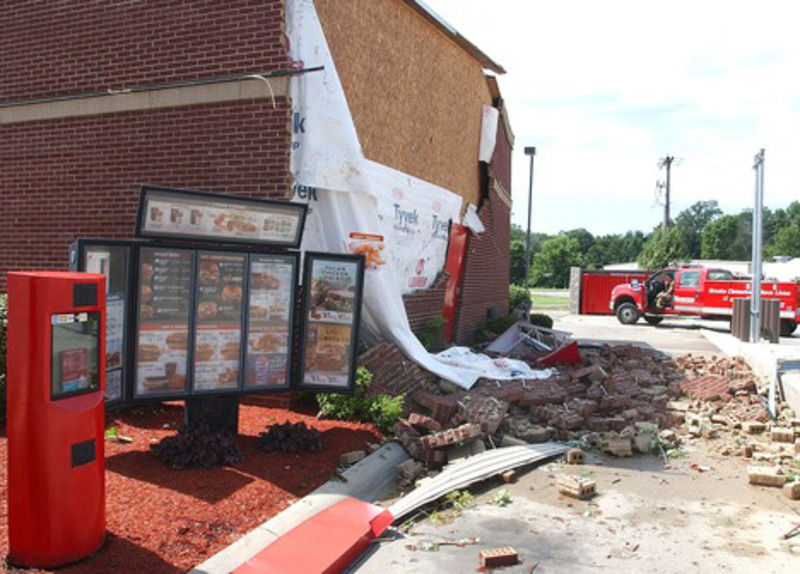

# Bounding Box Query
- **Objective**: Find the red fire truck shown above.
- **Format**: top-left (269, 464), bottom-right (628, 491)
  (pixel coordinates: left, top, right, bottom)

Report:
top-left (610, 266), bottom-right (800, 336)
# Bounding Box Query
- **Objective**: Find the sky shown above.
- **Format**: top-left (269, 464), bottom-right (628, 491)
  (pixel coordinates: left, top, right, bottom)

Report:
top-left (422, 0), bottom-right (800, 236)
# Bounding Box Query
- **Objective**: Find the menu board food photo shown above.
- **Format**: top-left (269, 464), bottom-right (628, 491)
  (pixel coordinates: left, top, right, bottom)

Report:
top-left (138, 186), bottom-right (306, 247)
top-left (299, 254), bottom-right (364, 391)
top-left (192, 252), bottom-right (246, 392)
top-left (244, 254), bottom-right (296, 389)
top-left (135, 248), bottom-right (193, 397)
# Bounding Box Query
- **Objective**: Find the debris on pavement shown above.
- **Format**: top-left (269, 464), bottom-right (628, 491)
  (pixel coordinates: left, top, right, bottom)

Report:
top-left (557, 474), bottom-right (597, 499)
top-left (478, 546), bottom-right (519, 569)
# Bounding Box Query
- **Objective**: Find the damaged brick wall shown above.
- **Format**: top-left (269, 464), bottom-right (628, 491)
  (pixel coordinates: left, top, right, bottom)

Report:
top-left (402, 274), bottom-right (448, 332)
top-left (453, 187), bottom-right (512, 344)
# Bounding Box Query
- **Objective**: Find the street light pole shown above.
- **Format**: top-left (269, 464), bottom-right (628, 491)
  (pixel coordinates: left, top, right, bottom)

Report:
top-left (750, 148), bottom-right (765, 343)
top-left (524, 147), bottom-right (536, 302)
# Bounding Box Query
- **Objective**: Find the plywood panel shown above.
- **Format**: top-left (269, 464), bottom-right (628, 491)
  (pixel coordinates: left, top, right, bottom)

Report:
top-left (315, 0), bottom-right (492, 206)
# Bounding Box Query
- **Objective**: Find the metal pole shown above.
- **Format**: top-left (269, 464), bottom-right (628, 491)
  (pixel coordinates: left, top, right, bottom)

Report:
top-left (664, 156), bottom-right (672, 230)
top-left (750, 148), bottom-right (765, 343)
top-left (523, 147), bottom-right (536, 295)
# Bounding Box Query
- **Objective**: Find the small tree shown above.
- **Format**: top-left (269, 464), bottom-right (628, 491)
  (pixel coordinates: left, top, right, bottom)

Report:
top-left (638, 227), bottom-right (691, 269)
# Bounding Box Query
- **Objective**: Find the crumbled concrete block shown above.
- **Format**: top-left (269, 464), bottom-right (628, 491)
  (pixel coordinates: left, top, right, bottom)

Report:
top-left (784, 481), bottom-right (800, 500)
top-left (566, 448), bottom-right (585, 464)
top-left (602, 437), bottom-right (633, 457)
top-left (747, 466), bottom-right (787, 487)
top-left (742, 421), bottom-right (766, 434)
top-left (795, 439), bottom-right (800, 455)
top-left (558, 474), bottom-right (597, 499)
top-left (771, 427), bottom-right (795, 443)
top-left (396, 459), bottom-right (425, 490)
top-left (479, 547), bottom-right (519, 569)
top-left (634, 433), bottom-right (652, 454)
top-left (339, 450), bottom-right (366, 467)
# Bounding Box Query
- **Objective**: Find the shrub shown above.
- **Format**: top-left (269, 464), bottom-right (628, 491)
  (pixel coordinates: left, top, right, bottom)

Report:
top-left (509, 284), bottom-right (531, 311)
top-left (416, 316), bottom-right (446, 352)
top-left (317, 367), bottom-right (404, 434)
top-left (529, 313), bottom-right (554, 329)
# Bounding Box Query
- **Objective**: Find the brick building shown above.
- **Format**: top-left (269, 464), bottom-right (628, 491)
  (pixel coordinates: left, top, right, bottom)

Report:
top-left (1, 0), bottom-right (512, 344)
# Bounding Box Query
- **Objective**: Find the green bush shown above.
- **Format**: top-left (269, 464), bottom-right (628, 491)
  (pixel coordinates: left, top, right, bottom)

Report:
top-left (484, 314), bottom-right (517, 335)
top-left (529, 313), bottom-right (553, 329)
top-left (317, 366), bottom-right (404, 434)
top-left (509, 284), bottom-right (531, 311)
top-left (416, 316), bottom-right (446, 352)
top-left (0, 294), bottom-right (6, 421)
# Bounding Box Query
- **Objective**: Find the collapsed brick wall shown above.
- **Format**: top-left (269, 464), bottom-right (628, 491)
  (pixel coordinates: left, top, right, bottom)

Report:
top-left (0, 100), bottom-right (290, 292)
top-left (1, 0), bottom-right (288, 101)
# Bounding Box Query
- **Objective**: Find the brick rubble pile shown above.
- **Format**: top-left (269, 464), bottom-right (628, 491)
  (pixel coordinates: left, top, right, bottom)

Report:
top-left (361, 343), bottom-right (798, 485)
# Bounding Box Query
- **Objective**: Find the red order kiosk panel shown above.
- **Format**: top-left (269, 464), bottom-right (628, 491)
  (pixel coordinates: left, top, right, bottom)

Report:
top-left (7, 272), bottom-right (106, 569)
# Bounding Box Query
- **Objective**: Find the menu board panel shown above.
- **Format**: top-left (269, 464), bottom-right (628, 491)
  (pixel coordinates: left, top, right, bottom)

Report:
top-left (84, 244), bottom-right (129, 403)
top-left (138, 186), bottom-right (306, 247)
top-left (135, 248), bottom-right (193, 397)
top-left (244, 254), bottom-right (297, 389)
top-left (192, 252), bottom-right (246, 392)
top-left (298, 254), bottom-right (364, 391)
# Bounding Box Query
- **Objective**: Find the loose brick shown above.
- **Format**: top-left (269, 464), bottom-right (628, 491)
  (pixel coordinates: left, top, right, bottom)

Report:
top-left (784, 481), bottom-right (800, 500)
top-left (770, 427), bottom-right (795, 443)
top-left (566, 448), bottom-right (585, 464)
top-left (408, 412), bottom-right (442, 433)
top-left (479, 547), bottom-right (519, 569)
top-left (742, 421), bottom-right (766, 435)
top-left (747, 466), bottom-right (787, 487)
top-left (602, 437), bottom-right (633, 457)
top-left (557, 474), bottom-right (597, 499)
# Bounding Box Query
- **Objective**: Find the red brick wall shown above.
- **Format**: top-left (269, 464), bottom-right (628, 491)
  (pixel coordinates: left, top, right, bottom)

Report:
top-left (453, 192), bottom-right (511, 344)
top-left (490, 111), bottom-right (513, 194)
top-left (1, 1), bottom-right (288, 101)
top-left (0, 100), bottom-right (290, 292)
top-left (403, 279), bottom-right (448, 332)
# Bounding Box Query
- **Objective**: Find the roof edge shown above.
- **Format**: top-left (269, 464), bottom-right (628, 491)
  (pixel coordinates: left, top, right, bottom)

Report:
top-left (402, 0), bottom-right (506, 74)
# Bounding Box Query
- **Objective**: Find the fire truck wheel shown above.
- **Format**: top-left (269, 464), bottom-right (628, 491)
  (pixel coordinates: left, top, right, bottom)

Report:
top-left (615, 302), bottom-right (641, 325)
top-left (643, 315), bottom-right (664, 326)
top-left (780, 320), bottom-right (797, 337)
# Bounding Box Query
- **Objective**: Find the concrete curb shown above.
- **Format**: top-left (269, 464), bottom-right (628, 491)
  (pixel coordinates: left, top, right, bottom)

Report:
top-left (189, 441), bottom-right (408, 574)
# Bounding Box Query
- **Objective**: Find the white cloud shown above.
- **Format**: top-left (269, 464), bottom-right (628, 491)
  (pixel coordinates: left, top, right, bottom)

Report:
top-left (423, 0), bottom-right (800, 234)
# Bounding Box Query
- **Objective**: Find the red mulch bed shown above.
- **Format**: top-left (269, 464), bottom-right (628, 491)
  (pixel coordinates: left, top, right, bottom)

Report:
top-left (0, 403), bottom-right (381, 573)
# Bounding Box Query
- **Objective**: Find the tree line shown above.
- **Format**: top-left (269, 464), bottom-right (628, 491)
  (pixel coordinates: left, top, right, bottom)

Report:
top-left (512, 200), bottom-right (800, 288)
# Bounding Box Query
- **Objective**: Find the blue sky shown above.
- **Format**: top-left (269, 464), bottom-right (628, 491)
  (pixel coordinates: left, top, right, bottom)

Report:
top-left (423, 0), bottom-right (800, 235)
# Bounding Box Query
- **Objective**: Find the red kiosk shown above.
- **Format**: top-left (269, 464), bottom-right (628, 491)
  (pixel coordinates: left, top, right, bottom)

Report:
top-left (6, 272), bottom-right (107, 568)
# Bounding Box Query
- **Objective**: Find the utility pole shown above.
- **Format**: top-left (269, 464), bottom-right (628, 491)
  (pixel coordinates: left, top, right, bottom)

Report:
top-left (658, 155), bottom-right (674, 232)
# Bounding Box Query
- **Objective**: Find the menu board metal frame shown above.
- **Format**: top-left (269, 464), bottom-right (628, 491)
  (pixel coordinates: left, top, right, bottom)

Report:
top-left (136, 186), bottom-right (308, 248)
top-left (296, 252), bottom-right (365, 394)
top-left (70, 238), bottom-right (142, 406)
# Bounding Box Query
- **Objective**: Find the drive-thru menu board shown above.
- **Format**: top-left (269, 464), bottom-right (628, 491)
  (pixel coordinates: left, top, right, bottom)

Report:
top-left (136, 248), bottom-right (192, 397)
top-left (245, 254), bottom-right (297, 389)
top-left (138, 186), bottom-right (306, 247)
top-left (83, 244), bottom-right (129, 403)
top-left (193, 252), bottom-right (245, 392)
top-left (298, 253), bottom-right (364, 391)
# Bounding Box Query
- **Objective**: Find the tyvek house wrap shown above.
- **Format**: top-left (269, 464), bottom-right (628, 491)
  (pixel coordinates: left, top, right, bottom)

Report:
top-left (287, 0), bottom-right (548, 388)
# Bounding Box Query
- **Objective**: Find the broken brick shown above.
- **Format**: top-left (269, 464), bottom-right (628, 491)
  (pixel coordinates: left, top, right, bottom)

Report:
top-left (557, 474), bottom-right (597, 499)
top-left (566, 448), bottom-right (585, 464)
top-left (747, 466), bottom-right (787, 487)
top-left (408, 412), bottom-right (442, 433)
top-left (479, 547), bottom-right (519, 569)
top-left (418, 423), bottom-right (481, 450)
top-left (770, 427), bottom-right (794, 443)
top-left (784, 481), bottom-right (800, 500)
